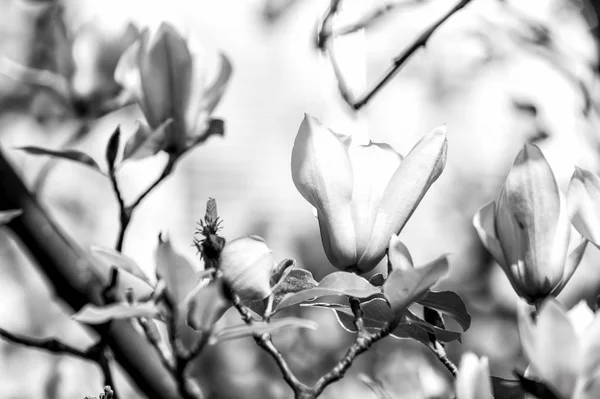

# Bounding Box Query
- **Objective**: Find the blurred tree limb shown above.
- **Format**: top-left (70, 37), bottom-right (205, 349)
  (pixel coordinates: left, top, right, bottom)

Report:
top-left (0, 147), bottom-right (182, 399)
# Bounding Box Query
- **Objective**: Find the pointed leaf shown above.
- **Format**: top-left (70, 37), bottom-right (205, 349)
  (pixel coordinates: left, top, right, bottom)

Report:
top-left (276, 271), bottom-right (380, 312)
top-left (90, 245), bottom-right (150, 283)
top-left (209, 317), bottom-right (317, 345)
top-left (156, 234), bottom-right (199, 305)
top-left (105, 126), bottom-right (121, 171)
top-left (247, 268), bottom-right (318, 316)
top-left (186, 279), bottom-right (230, 332)
top-left (18, 147), bottom-right (101, 172)
top-left (0, 209), bottom-right (22, 224)
top-left (418, 290), bottom-right (471, 331)
top-left (383, 256), bottom-right (449, 317)
top-left (73, 302), bottom-right (159, 324)
top-left (270, 259), bottom-right (295, 288)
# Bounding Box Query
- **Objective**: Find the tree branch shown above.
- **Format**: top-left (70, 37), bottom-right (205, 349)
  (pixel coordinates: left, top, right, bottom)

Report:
top-left (0, 147), bottom-right (182, 399)
top-left (335, 0), bottom-right (474, 110)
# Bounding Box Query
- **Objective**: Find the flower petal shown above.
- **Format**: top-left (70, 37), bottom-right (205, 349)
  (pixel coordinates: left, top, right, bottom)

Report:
top-left (527, 300), bottom-right (579, 398)
top-left (387, 234), bottom-right (413, 272)
top-left (140, 23), bottom-right (193, 128)
top-left (552, 228), bottom-right (588, 297)
top-left (455, 353), bottom-right (494, 399)
top-left (291, 114), bottom-right (357, 269)
top-left (348, 140), bottom-right (402, 255)
top-left (473, 201), bottom-right (507, 268)
top-left (579, 312), bottom-right (600, 380)
top-left (495, 144), bottom-right (564, 300)
top-left (357, 125), bottom-right (447, 271)
top-left (568, 167), bottom-right (600, 246)
top-left (114, 34), bottom-right (144, 100)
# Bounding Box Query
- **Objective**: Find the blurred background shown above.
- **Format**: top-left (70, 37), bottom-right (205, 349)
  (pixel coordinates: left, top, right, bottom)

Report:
top-left (0, 0), bottom-right (600, 397)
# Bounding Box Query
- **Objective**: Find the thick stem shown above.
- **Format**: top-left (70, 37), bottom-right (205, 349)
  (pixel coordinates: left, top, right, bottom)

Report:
top-left (0, 147), bottom-right (181, 399)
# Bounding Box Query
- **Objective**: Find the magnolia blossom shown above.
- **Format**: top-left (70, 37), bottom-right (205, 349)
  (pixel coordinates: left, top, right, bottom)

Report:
top-left (473, 144), bottom-right (587, 304)
top-left (291, 114), bottom-right (447, 273)
top-left (115, 22), bottom-right (231, 156)
top-left (219, 236), bottom-right (277, 301)
top-left (519, 299), bottom-right (600, 399)
top-left (455, 353), bottom-right (494, 399)
top-left (567, 166), bottom-right (600, 247)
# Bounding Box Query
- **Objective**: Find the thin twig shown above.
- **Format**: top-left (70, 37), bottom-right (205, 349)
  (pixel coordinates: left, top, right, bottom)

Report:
top-left (0, 327), bottom-right (119, 398)
top-left (0, 327), bottom-right (90, 359)
top-left (429, 341), bottom-right (458, 376)
top-left (352, 0), bottom-right (474, 110)
top-left (311, 298), bottom-right (392, 397)
top-left (317, 0), bottom-right (343, 50)
top-left (230, 292), bottom-right (309, 397)
top-left (113, 156), bottom-right (175, 251)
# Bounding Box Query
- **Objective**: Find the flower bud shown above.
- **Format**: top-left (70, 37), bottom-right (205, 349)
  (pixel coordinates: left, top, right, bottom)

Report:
top-left (218, 236), bottom-right (276, 301)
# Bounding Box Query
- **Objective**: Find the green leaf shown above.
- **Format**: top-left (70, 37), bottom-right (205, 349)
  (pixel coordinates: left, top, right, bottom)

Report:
top-left (317, 298), bottom-right (461, 344)
top-left (0, 209), bottom-right (22, 224)
top-left (418, 290), bottom-right (471, 331)
top-left (18, 147), bottom-right (101, 172)
top-left (491, 377), bottom-right (527, 399)
top-left (276, 271), bottom-right (379, 312)
top-left (209, 317), bottom-right (317, 345)
top-left (122, 119), bottom-right (172, 161)
top-left (270, 259), bottom-right (296, 288)
top-left (247, 268), bottom-right (318, 316)
top-left (383, 256), bottom-right (448, 320)
top-left (185, 278), bottom-right (230, 332)
top-left (90, 245), bottom-right (150, 283)
top-left (73, 302), bottom-right (159, 324)
top-left (155, 234), bottom-right (199, 305)
top-left (105, 126), bottom-right (121, 171)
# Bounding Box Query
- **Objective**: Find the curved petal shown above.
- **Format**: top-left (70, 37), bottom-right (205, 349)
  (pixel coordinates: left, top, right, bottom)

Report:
top-left (579, 312), bottom-right (600, 379)
top-left (114, 35), bottom-right (144, 101)
top-left (495, 144), bottom-right (563, 299)
top-left (552, 228), bottom-right (588, 297)
top-left (530, 300), bottom-right (580, 398)
top-left (348, 141), bottom-right (402, 256)
top-left (140, 23), bottom-right (192, 129)
top-left (568, 167), bottom-right (600, 246)
top-left (456, 353), bottom-right (494, 399)
top-left (473, 201), bottom-right (507, 268)
top-left (387, 234), bottom-right (413, 272)
top-left (357, 125), bottom-right (448, 271)
top-left (291, 114), bottom-right (357, 269)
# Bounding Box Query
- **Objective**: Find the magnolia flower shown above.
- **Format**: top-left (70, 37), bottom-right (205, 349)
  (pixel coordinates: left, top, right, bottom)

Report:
top-left (219, 236), bottom-right (277, 301)
top-left (519, 299), bottom-right (600, 399)
top-left (455, 353), bottom-right (494, 399)
top-left (115, 22), bottom-right (232, 157)
top-left (473, 144), bottom-right (587, 304)
top-left (568, 166), bottom-right (600, 247)
top-left (291, 114), bottom-right (447, 273)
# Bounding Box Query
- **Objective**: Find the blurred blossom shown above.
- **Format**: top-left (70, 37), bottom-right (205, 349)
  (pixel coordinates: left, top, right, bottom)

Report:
top-left (455, 352), bottom-right (493, 399)
top-left (519, 299), bottom-right (600, 399)
top-left (114, 22), bottom-right (232, 157)
top-left (291, 114), bottom-right (447, 273)
top-left (473, 144), bottom-right (587, 305)
top-left (567, 167), bottom-right (600, 247)
top-left (219, 236), bottom-right (276, 301)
